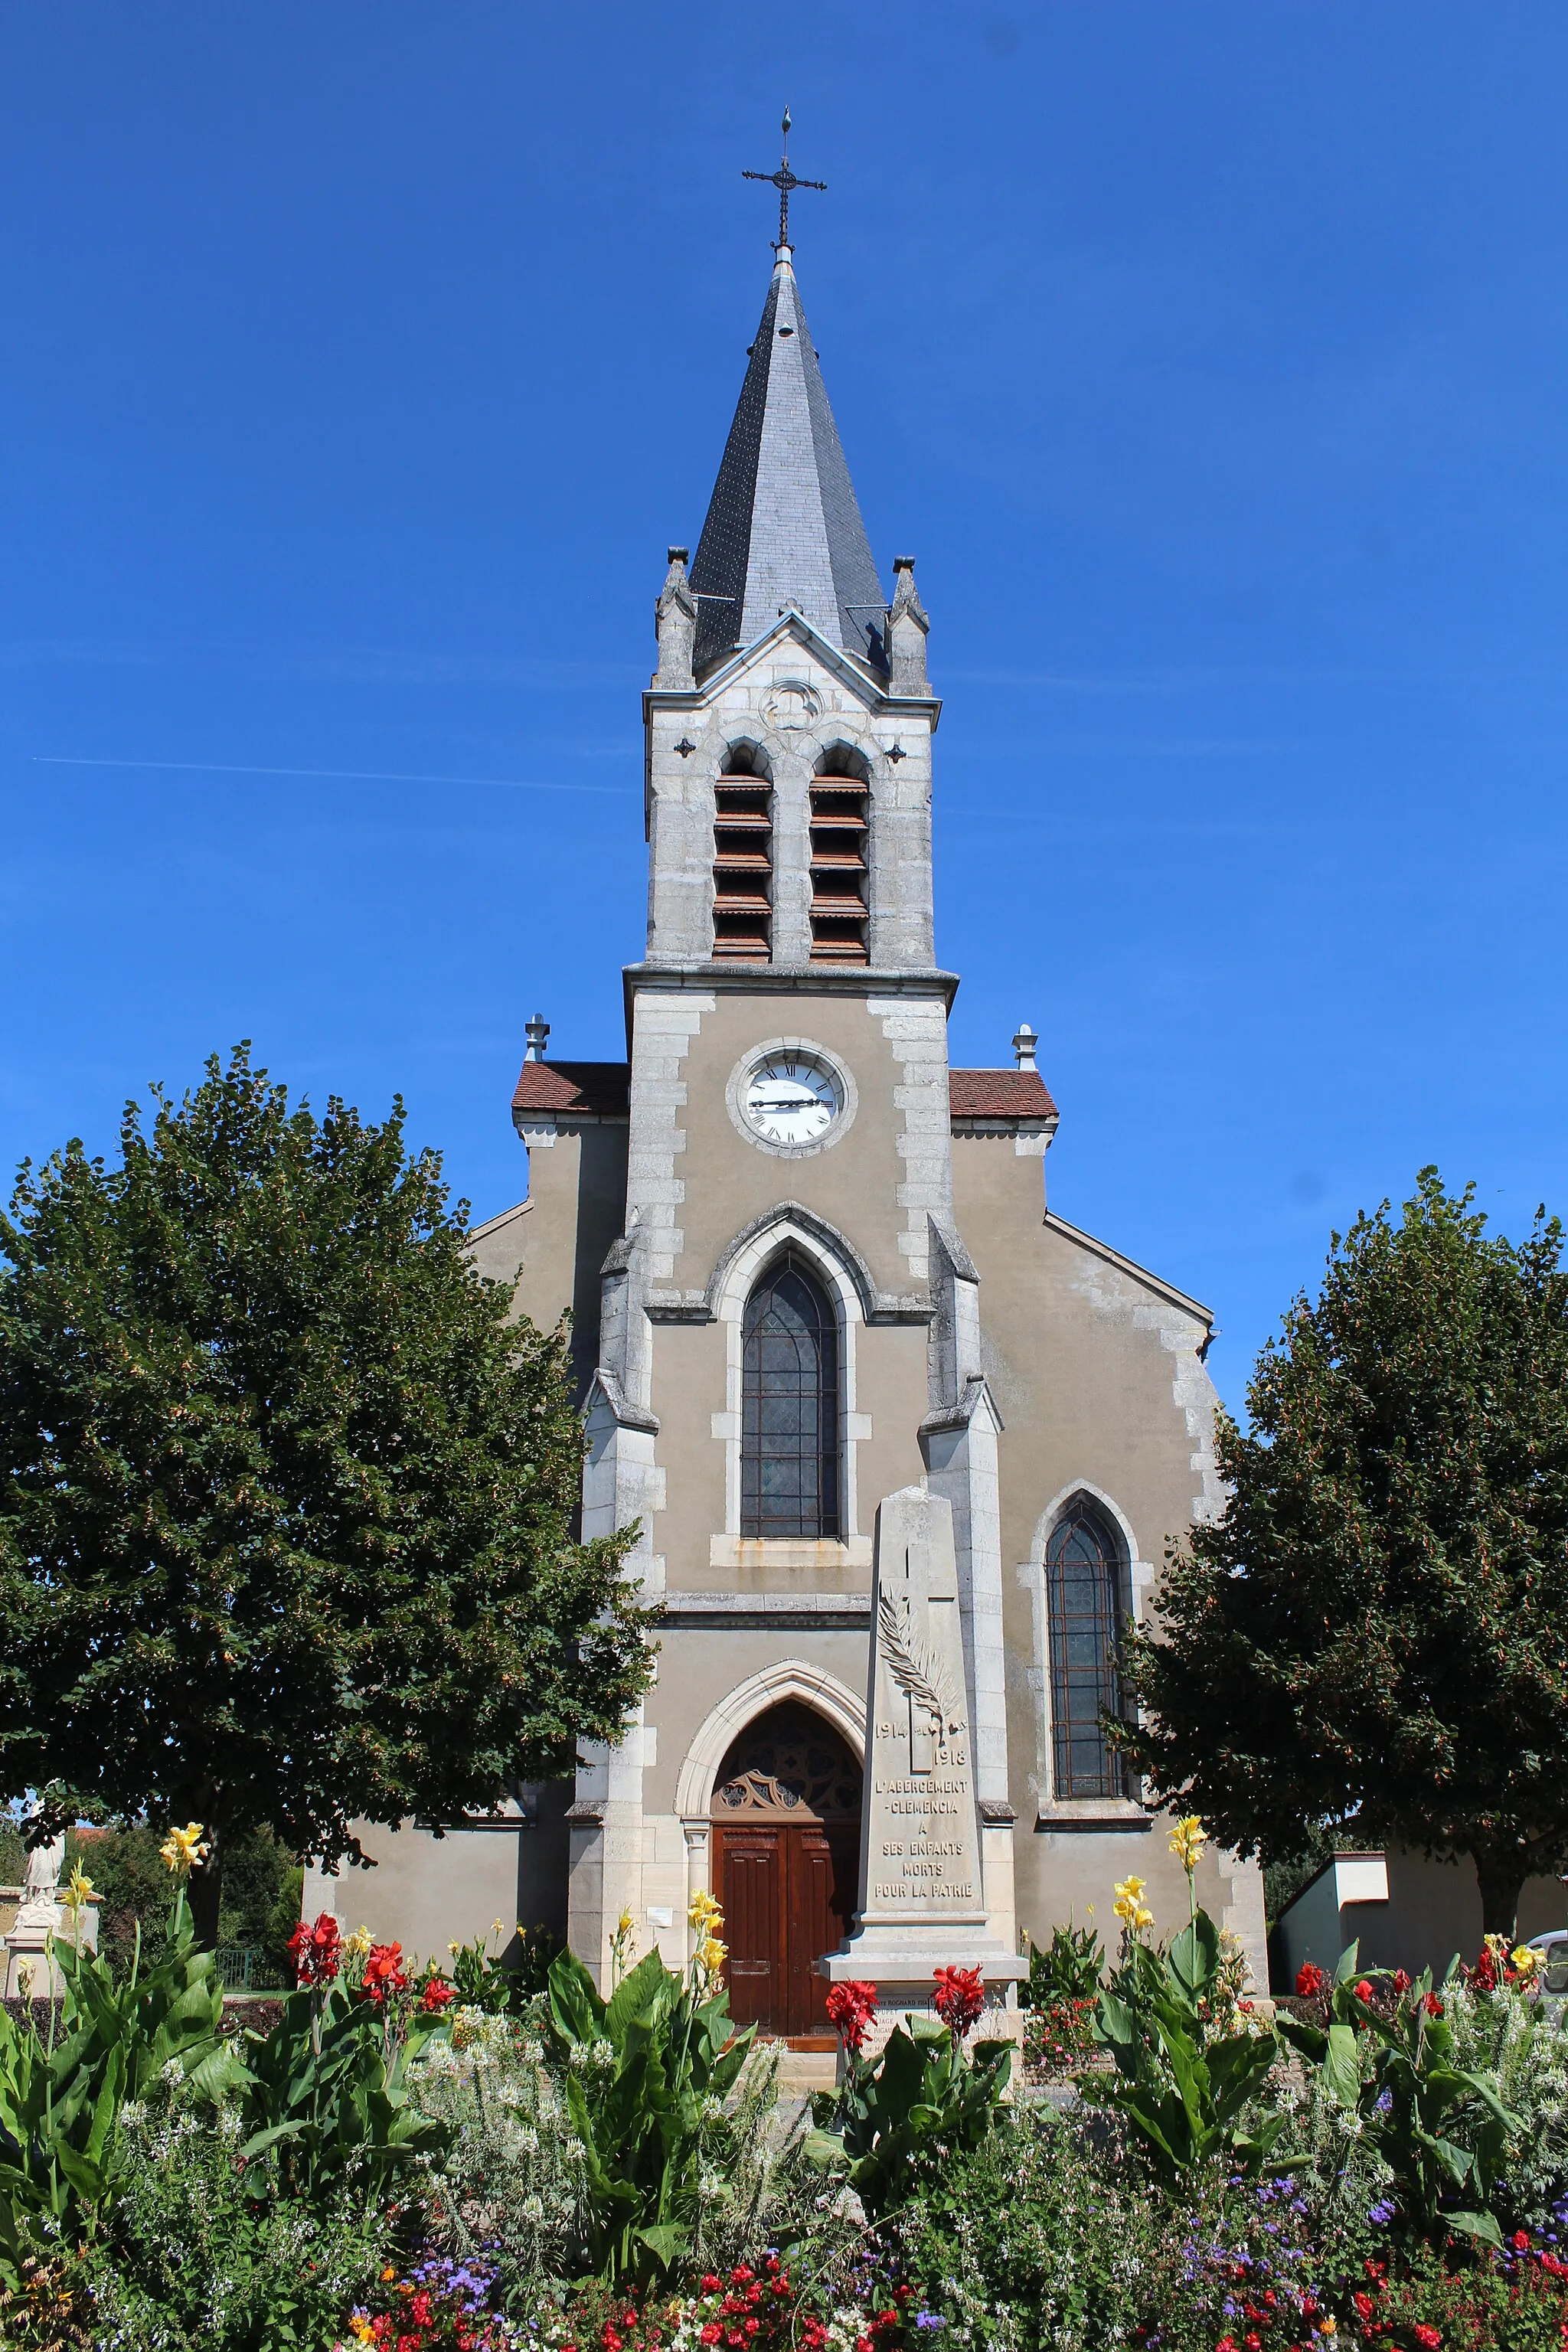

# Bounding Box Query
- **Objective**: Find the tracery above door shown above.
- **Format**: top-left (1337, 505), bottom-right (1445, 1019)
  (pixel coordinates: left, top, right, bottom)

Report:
top-left (711, 1700), bottom-right (862, 1821)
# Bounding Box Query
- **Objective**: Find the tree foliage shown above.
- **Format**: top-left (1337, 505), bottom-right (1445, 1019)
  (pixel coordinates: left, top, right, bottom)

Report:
top-left (1119, 1169), bottom-right (1568, 1936)
top-left (0, 1045), bottom-right (652, 1940)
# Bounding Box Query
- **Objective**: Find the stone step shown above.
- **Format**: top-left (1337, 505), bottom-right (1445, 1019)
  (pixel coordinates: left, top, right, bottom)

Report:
top-left (773, 2049), bottom-right (838, 2096)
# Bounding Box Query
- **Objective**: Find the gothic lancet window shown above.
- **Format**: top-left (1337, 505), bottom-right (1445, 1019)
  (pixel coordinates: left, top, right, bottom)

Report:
top-left (741, 1253), bottom-right (841, 1538)
top-left (1046, 1499), bottom-right (1130, 1799)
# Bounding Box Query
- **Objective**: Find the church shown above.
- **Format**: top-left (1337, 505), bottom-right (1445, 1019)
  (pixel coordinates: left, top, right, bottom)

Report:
top-left (311, 196), bottom-right (1268, 2024)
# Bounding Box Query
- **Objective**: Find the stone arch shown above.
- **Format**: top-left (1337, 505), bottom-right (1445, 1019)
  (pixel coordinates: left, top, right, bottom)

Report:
top-left (719, 735), bottom-right (773, 780)
top-left (1031, 1480), bottom-right (1143, 1588)
top-left (708, 1200), bottom-right (874, 1322)
top-left (675, 1660), bottom-right (866, 1823)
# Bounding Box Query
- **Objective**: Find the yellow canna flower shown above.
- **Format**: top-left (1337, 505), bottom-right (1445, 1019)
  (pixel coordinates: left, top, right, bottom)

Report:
top-left (688, 1889), bottom-right (724, 1931)
top-left (1135, 1906), bottom-right (1155, 1932)
top-left (618, 1908), bottom-right (635, 1937)
top-left (64, 1863), bottom-right (95, 1915)
top-left (1112, 1873), bottom-right (1148, 1924)
top-left (1169, 1815), bottom-right (1207, 1876)
top-left (448, 1940), bottom-right (461, 1957)
top-left (158, 1822), bottom-right (210, 1878)
top-left (1511, 1944), bottom-right (1544, 1981)
top-left (344, 1926), bottom-right (372, 1961)
top-left (697, 1935), bottom-right (727, 1977)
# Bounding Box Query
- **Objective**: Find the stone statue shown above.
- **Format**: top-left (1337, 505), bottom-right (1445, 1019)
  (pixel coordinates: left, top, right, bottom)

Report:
top-left (16, 1833), bottom-right (66, 1923)
top-left (5, 1829), bottom-right (86, 1998)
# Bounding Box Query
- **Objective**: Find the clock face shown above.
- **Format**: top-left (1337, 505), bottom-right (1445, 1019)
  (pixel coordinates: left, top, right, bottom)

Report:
top-left (742, 1052), bottom-right (843, 1148)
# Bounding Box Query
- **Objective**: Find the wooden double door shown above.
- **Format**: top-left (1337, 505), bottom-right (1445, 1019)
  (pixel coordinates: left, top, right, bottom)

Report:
top-left (710, 1700), bottom-right (863, 2040)
top-left (714, 1818), bottom-right (859, 2039)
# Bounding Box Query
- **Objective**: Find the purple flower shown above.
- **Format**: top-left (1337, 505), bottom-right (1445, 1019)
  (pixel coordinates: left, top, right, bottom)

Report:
top-left (1369, 2199), bottom-right (1396, 2226)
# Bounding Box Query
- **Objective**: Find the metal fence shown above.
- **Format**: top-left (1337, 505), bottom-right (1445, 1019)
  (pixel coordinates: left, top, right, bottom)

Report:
top-left (215, 1945), bottom-right (285, 1993)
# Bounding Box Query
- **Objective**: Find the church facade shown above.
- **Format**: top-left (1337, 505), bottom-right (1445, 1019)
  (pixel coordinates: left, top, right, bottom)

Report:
top-left (315, 232), bottom-right (1267, 2017)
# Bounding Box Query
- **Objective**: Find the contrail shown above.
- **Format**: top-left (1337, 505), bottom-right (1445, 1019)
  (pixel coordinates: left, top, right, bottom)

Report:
top-left (32, 755), bottom-right (630, 795)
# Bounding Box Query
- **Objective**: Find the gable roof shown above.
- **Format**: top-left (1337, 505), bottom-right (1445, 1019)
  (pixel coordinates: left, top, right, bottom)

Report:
top-left (690, 248), bottom-right (887, 678)
top-left (949, 1067), bottom-right (1060, 1122)
top-left (511, 1060), bottom-right (631, 1118)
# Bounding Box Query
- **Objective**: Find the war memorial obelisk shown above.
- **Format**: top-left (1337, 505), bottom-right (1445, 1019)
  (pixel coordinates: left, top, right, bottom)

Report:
top-left (821, 1488), bottom-right (1027, 2034)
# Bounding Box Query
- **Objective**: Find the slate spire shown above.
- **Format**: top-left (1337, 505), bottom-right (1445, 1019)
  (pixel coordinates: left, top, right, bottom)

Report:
top-left (690, 245), bottom-right (887, 679)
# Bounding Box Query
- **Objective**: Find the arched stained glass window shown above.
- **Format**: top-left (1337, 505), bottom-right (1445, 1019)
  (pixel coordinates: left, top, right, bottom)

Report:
top-left (1046, 1500), bottom-right (1129, 1799)
top-left (741, 1253), bottom-right (840, 1539)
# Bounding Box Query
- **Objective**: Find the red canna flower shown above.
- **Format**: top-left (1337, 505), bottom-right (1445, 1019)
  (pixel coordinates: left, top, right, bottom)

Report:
top-left (420, 1975), bottom-right (456, 2012)
top-left (1294, 1963), bottom-right (1327, 1998)
top-left (1354, 1980), bottom-right (1374, 2003)
top-left (1412, 2329), bottom-right (1441, 2349)
top-left (825, 1979), bottom-right (878, 2056)
top-left (933, 1964), bottom-right (986, 2039)
top-left (286, 1910), bottom-right (343, 1988)
top-left (1424, 1992), bottom-right (1443, 2017)
top-left (1393, 1969), bottom-right (1412, 1994)
top-left (362, 1942), bottom-right (409, 2003)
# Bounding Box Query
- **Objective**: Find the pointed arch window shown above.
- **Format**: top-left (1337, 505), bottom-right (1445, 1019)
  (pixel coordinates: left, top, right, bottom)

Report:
top-left (741, 1253), bottom-right (841, 1538)
top-left (1046, 1499), bottom-right (1130, 1799)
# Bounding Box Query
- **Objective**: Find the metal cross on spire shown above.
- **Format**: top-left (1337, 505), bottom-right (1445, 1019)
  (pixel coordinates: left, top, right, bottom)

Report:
top-left (743, 107), bottom-right (826, 250)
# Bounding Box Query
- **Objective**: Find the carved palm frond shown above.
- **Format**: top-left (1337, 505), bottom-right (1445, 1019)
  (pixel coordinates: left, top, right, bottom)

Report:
top-left (878, 1589), bottom-right (957, 1730)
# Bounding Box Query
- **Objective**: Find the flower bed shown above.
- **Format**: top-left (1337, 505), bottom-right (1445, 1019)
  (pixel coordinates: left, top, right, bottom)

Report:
top-left (9, 1824), bottom-right (1568, 2352)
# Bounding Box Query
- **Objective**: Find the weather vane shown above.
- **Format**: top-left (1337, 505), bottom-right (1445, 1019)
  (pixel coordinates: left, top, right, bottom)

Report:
top-left (743, 106), bottom-right (826, 250)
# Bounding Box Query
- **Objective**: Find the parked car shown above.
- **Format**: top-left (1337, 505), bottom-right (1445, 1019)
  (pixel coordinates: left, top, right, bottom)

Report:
top-left (1521, 1929), bottom-right (1568, 1999)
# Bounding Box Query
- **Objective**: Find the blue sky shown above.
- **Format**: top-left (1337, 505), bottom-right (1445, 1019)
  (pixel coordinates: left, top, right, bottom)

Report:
top-left (2, 4), bottom-right (1565, 1418)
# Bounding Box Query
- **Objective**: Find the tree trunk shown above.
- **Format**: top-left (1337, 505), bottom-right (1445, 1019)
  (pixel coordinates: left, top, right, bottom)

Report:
top-left (1474, 1849), bottom-right (1526, 1944)
top-left (188, 1828), bottom-right (224, 1950)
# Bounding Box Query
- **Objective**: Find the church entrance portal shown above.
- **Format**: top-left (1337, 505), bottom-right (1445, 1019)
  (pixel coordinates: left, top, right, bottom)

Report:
top-left (710, 1701), bottom-right (861, 2040)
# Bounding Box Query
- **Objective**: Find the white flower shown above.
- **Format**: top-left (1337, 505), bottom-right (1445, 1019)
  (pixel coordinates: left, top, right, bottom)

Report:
top-left (521, 2193), bottom-right (545, 2223)
top-left (591, 2037), bottom-right (615, 2069)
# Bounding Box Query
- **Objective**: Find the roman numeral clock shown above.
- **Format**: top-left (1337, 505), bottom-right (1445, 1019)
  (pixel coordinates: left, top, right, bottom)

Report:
top-left (742, 1051), bottom-right (842, 1149)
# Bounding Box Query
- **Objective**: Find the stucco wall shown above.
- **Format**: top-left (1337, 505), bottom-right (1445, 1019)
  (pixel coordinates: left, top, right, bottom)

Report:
top-left (950, 1130), bottom-right (1264, 1977)
top-left (472, 1118), bottom-right (629, 1403)
top-left (307, 1783), bottom-right (573, 1970)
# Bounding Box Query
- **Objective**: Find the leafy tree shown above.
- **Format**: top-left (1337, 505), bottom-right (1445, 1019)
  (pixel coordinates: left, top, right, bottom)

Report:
top-left (0, 1045), bottom-right (652, 1945)
top-left (66, 1824), bottom-right (302, 1979)
top-left (1119, 1170), bottom-right (1568, 1939)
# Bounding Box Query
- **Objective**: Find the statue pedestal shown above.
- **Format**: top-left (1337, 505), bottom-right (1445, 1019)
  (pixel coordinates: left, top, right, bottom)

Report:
top-left (3, 1900), bottom-right (99, 1999)
top-left (819, 1485), bottom-right (1027, 2056)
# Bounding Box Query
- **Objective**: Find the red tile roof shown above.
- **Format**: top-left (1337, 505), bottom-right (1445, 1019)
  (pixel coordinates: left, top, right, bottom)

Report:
top-left (511, 1060), bottom-right (1054, 1123)
top-left (511, 1060), bottom-right (631, 1116)
top-left (949, 1068), bottom-right (1059, 1122)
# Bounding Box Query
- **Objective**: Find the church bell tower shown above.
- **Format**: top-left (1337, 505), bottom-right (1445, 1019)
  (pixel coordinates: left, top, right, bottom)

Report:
top-left (559, 188), bottom-right (1026, 2011)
